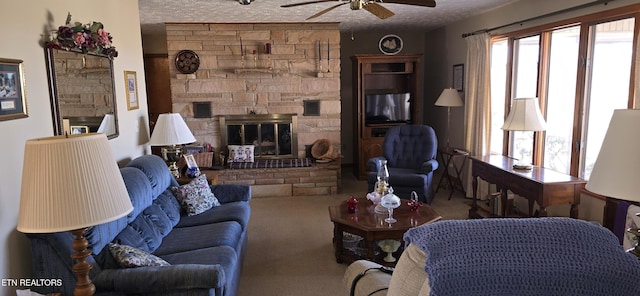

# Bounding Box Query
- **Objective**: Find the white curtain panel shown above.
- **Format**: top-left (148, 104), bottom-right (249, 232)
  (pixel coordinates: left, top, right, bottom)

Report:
top-left (463, 33), bottom-right (492, 199)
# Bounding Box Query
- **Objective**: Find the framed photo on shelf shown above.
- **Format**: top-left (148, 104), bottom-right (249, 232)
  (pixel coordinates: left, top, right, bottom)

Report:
top-left (70, 125), bottom-right (89, 134)
top-left (124, 70), bottom-right (139, 110)
top-left (0, 58), bottom-right (28, 121)
top-left (453, 64), bottom-right (464, 92)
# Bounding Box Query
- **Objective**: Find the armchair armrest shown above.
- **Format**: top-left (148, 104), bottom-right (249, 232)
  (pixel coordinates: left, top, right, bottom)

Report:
top-left (419, 159), bottom-right (439, 174)
top-left (93, 264), bottom-right (225, 294)
top-left (367, 157), bottom-right (386, 172)
top-left (211, 184), bottom-right (251, 203)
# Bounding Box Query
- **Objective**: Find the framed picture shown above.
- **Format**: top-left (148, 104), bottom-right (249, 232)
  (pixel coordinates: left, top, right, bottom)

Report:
top-left (453, 64), bottom-right (464, 92)
top-left (124, 70), bottom-right (139, 110)
top-left (184, 145), bottom-right (205, 154)
top-left (70, 125), bottom-right (89, 134)
top-left (0, 58), bottom-right (28, 121)
top-left (379, 34), bottom-right (403, 55)
top-left (184, 154), bottom-right (199, 169)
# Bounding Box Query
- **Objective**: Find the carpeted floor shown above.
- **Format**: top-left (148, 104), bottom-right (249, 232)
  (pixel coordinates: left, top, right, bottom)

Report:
top-left (237, 169), bottom-right (470, 296)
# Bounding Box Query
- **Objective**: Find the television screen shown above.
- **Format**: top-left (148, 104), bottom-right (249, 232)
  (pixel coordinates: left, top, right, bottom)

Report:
top-left (365, 93), bottom-right (411, 124)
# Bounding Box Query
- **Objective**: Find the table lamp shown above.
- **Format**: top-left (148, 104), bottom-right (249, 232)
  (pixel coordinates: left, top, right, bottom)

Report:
top-left (17, 133), bottom-right (133, 296)
top-left (501, 97), bottom-right (547, 170)
top-left (435, 88), bottom-right (464, 148)
top-left (585, 109), bottom-right (640, 257)
top-left (149, 113), bottom-right (196, 178)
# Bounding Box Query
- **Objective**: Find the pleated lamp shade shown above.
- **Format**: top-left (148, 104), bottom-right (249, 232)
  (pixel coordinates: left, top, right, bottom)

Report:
top-left (149, 113), bottom-right (196, 146)
top-left (501, 97), bottom-right (547, 131)
top-left (17, 133), bottom-right (133, 233)
top-left (586, 109), bottom-right (640, 202)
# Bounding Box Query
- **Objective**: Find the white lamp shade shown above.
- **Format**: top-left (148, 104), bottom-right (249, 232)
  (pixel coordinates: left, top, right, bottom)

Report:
top-left (435, 88), bottom-right (464, 107)
top-left (149, 113), bottom-right (196, 146)
top-left (97, 114), bottom-right (116, 135)
top-left (17, 134), bottom-right (133, 233)
top-left (586, 109), bottom-right (640, 202)
top-left (501, 97), bottom-right (547, 131)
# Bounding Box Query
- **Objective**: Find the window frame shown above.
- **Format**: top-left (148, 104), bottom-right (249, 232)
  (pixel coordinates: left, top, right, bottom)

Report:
top-left (490, 5), bottom-right (639, 179)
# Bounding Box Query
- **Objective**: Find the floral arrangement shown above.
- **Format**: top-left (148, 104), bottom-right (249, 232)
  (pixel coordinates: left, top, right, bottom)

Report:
top-left (46, 13), bottom-right (118, 59)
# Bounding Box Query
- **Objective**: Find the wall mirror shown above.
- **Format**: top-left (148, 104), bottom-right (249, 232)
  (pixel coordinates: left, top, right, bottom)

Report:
top-left (45, 48), bottom-right (118, 139)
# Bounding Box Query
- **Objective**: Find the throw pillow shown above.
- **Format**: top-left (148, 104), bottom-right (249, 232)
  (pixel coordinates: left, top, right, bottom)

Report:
top-left (108, 243), bottom-right (170, 268)
top-left (228, 145), bottom-right (255, 163)
top-left (171, 174), bottom-right (221, 216)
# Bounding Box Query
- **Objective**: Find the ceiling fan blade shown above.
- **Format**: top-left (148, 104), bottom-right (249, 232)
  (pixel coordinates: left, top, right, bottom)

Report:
top-left (281, 0), bottom-right (339, 8)
top-left (362, 2), bottom-right (395, 19)
top-left (377, 0), bottom-right (436, 7)
top-left (306, 2), bottom-right (348, 19)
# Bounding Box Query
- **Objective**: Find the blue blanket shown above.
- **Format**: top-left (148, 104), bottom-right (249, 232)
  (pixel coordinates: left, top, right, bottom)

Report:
top-left (404, 218), bottom-right (640, 296)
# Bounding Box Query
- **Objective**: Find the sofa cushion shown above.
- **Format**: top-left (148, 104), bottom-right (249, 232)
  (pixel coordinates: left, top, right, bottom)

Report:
top-left (172, 174), bottom-right (221, 216)
top-left (153, 221), bottom-right (243, 256)
top-left (176, 201), bottom-right (251, 230)
top-left (126, 155), bottom-right (179, 198)
top-left (112, 203), bottom-right (179, 254)
top-left (108, 243), bottom-right (171, 268)
top-left (159, 245), bottom-right (238, 293)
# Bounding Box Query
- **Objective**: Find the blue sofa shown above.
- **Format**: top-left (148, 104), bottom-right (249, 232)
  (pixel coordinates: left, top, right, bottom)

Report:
top-left (26, 155), bottom-right (251, 296)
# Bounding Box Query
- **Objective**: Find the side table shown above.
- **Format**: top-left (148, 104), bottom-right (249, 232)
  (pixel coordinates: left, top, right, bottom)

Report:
top-left (435, 147), bottom-right (468, 200)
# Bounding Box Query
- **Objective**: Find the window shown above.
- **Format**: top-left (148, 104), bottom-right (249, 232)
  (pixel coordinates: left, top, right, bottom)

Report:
top-left (490, 9), bottom-right (637, 180)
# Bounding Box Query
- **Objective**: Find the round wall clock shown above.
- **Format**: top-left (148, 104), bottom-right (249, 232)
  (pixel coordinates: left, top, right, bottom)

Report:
top-left (379, 35), bottom-right (403, 55)
top-left (175, 50), bottom-right (200, 74)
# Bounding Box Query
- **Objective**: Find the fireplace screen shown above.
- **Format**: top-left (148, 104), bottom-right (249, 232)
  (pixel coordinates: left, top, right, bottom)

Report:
top-left (220, 114), bottom-right (297, 159)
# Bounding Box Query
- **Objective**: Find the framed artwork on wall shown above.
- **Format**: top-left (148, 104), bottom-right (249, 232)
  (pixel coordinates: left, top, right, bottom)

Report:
top-left (124, 70), bottom-right (139, 110)
top-left (0, 58), bottom-right (28, 121)
top-left (453, 64), bottom-right (464, 92)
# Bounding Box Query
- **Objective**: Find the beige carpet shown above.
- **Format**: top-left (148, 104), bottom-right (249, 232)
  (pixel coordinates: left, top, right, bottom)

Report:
top-left (237, 170), bottom-right (469, 296)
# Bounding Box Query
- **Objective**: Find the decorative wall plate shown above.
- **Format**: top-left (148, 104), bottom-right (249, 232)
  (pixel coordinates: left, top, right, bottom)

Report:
top-left (379, 35), bottom-right (403, 55)
top-left (175, 50), bottom-right (200, 74)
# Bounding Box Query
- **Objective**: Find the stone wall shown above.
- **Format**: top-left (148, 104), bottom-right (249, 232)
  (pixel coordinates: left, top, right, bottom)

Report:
top-left (165, 23), bottom-right (342, 196)
top-left (166, 23), bottom-right (341, 155)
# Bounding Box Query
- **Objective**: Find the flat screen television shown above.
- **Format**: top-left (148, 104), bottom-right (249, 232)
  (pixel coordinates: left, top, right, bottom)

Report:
top-left (364, 93), bottom-right (411, 124)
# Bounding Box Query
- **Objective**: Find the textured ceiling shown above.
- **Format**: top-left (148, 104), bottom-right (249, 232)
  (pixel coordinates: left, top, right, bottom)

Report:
top-left (138, 0), bottom-right (520, 35)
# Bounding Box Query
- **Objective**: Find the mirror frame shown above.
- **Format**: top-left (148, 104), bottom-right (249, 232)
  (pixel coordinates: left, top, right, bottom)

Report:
top-left (44, 48), bottom-right (119, 139)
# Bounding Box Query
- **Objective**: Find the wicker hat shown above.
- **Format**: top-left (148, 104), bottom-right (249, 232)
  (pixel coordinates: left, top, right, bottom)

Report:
top-left (311, 139), bottom-right (333, 159)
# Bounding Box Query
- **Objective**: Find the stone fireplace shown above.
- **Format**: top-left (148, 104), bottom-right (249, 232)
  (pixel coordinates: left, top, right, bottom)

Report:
top-left (220, 114), bottom-right (298, 160)
top-left (165, 23), bottom-right (342, 197)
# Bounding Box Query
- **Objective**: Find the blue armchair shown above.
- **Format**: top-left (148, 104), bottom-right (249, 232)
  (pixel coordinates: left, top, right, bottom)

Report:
top-left (367, 125), bottom-right (439, 203)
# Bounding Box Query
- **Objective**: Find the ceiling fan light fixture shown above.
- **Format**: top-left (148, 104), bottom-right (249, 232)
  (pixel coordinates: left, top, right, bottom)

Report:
top-left (239, 0), bottom-right (251, 5)
top-left (350, 1), bottom-right (363, 10)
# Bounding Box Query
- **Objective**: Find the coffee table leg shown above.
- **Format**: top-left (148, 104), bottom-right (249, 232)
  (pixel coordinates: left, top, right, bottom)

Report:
top-left (333, 224), bottom-right (344, 263)
top-left (366, 239), bottom-right (376, 261)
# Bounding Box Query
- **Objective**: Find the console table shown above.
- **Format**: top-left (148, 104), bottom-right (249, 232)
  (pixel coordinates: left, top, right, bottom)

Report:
top-left (468, 155), bottom-right (586, 219)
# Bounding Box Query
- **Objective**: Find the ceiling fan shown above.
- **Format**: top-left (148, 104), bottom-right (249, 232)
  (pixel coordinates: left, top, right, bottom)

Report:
top-left (281, 0), bottom-right (436, 20)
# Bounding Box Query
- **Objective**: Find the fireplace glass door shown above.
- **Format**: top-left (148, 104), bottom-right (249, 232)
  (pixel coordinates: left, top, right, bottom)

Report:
top-left (222, 114), bottom-right (297, 159)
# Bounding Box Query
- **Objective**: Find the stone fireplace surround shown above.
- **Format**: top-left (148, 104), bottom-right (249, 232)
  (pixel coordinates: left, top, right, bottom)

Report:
top-left (165, 23), bottom-right (342, 197)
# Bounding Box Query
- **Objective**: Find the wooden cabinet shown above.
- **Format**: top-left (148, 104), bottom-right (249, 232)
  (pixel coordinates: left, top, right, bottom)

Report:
top-left (351, 54), bottom-right (423, 180)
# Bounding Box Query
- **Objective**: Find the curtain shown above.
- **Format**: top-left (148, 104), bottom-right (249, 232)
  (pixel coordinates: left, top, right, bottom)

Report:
top-left (463, 33), bottom-right (492, 199)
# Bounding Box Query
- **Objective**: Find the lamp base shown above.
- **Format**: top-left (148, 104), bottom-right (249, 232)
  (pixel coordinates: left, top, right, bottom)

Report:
top-left (627, 228), bottom-right (640, 259)
top-left (161, 146), bottom-right (183, 178)
top-left (70, 228), bottom-right (95, 296)
top-left (513, 162), bottom-right (533, 170)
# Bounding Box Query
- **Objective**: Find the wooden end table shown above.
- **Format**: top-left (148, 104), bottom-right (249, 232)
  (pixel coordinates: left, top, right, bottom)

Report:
top-left (328, 198), bottom-right (441, 266)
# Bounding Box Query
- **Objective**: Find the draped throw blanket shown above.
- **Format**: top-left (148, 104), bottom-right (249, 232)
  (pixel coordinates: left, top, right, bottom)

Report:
top-left (404, 218), bottom-right (640, 296)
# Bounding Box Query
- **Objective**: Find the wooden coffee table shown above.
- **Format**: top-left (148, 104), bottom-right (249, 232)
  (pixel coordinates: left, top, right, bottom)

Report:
top-left (328, 198), bottom-right (441, 266)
